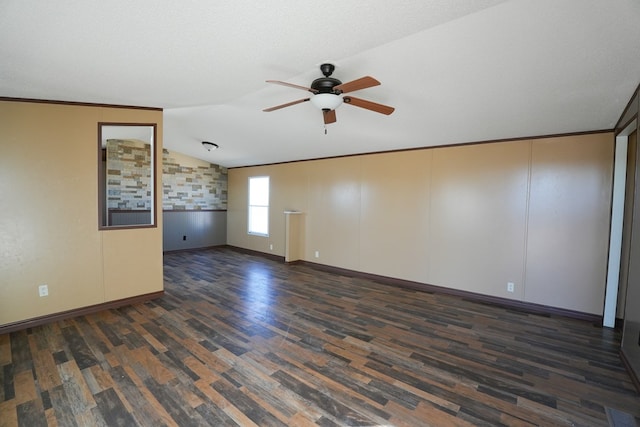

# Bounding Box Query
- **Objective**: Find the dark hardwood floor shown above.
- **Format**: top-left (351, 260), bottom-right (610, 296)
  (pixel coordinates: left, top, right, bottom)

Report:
top-left (1, 247), bottom-right (639, 426)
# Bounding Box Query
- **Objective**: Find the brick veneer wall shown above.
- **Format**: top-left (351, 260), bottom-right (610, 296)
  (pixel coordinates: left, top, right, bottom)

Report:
top-left (106, 139), bottom-right (152, 210)
top-left (162, 149), bottom-right (227, 210)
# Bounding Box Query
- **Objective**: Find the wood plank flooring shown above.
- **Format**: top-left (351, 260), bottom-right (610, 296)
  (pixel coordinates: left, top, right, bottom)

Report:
top-left (1, 247), bottom-right (639, 426)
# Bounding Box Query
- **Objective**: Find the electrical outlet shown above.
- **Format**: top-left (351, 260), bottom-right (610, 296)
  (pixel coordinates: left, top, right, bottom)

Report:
top-left (507, 282), bottom-right (515, 293)
top-left (39, 284), bottom-right (49, 297)
top-left (315, 251), bottom-right (320, 258)
top-left (182, 235), bottom-right (187, 241)
top-left (270, 244), bottom-right (273, 250)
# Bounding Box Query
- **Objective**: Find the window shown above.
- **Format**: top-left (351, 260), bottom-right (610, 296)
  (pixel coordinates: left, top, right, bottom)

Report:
top-left (248, 176), bottom-right (269, 236)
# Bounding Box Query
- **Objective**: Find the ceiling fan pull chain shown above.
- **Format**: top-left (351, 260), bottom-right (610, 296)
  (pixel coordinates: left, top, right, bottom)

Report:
top-left (324, 124), bottom-right (327, 135)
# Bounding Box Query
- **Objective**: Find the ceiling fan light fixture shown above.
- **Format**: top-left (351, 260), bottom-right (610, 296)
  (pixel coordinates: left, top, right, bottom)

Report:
top-left (310, 93), bottom-right (343, 111)
top-left (202, 141), bottom-right (219, 151)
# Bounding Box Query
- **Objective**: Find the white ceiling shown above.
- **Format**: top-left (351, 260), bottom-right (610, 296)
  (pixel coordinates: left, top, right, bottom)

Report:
top-left (1, 0), bottom-right (639, 168)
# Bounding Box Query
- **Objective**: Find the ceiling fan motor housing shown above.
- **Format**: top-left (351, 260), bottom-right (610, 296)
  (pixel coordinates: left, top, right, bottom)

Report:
top-left (311, 77), bottom-right (342, 93)
top-left (311, 63), bottom-right (343, 94)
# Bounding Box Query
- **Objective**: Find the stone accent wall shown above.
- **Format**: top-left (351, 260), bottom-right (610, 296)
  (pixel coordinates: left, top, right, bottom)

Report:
top-left (162, 149), bottom-right (227, 210)
top-left (106, 139), bottom-right (152, 210)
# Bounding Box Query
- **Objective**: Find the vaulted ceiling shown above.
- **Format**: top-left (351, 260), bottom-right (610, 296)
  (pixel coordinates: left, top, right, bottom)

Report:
top-left (1, 0), bottom-right (639, 167)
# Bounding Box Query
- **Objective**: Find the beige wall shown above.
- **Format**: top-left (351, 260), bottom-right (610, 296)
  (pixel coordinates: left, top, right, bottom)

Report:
top-left (0, 100), bottom-right (163, 326)
top-left (228, 133), bottom-right (614, 315)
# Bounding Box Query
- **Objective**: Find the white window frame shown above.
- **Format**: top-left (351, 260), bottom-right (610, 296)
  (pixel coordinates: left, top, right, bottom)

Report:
top-left (248, 176), bottom-right (269, 236)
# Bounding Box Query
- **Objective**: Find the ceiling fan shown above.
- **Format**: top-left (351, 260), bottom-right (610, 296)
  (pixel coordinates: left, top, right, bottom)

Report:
top-left (263, 63), bottom-right (395, 125)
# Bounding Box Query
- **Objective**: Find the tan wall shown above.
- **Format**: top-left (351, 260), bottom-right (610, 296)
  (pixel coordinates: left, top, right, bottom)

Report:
top-left (525, 136), bottom-right (613, 313)
top-left (228, 132), bottom-right (613, 315)
top-left (0, 100), bottom-right (163, 326)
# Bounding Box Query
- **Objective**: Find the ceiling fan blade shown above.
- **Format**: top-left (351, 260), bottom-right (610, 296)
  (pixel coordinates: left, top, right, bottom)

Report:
top-left (333, 76), bottom-right (380, 94)
top-left (266, 80), bottom-right (318, 93)
top-left (263, 98), bottom-right (310, 112)
top-left (344, 96), bottom-right (395, 115)
top-left (323, 109), bottom-right (337, 124)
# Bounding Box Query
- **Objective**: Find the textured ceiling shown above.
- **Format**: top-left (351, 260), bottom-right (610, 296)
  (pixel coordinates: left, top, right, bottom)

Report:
top-left (1, 0), bottom-right (639, 167)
